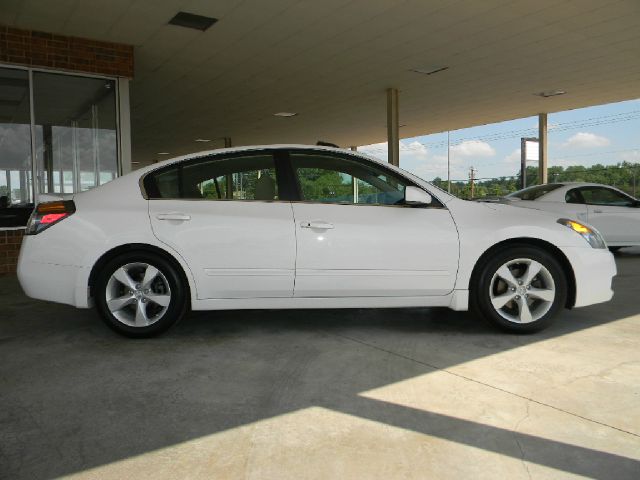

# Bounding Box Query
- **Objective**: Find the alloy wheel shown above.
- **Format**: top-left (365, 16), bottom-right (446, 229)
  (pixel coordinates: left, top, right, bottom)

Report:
top-left (489, 258), bottom-right (556, 324)
top-left (105, 262), bottom-right (172, 327)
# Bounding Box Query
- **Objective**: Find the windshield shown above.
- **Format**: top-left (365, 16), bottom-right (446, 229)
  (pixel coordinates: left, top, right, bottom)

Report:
top-left (507, 184), bottom-right (563, 201)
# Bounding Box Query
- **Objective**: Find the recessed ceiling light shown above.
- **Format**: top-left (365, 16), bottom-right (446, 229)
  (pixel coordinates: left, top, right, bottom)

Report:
top-left (157, 152), bottom-right (170, 155)
top-left (168, 12), bottom-right (218, 31)
top-left (274, 112), bottom-right (297, 117)
top-left (194, 138), bottom-right (211, 142)
top-left (534, 89), bottom-right (566, 98)
top-left (410, 66), bottom-right (449, 75)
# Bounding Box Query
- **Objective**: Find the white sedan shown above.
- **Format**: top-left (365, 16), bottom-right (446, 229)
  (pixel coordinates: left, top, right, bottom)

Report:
top-left (503, 182), bottom-right (640, 250)
top-left (18, 145), bottom-right (616, 337)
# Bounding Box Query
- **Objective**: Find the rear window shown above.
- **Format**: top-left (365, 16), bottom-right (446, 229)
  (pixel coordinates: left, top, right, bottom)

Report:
top-left (507, 184), bottom-right (562, 201)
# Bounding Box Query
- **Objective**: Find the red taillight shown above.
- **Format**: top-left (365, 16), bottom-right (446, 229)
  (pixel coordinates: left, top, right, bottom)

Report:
top-left (41, 213), bottom-right (67, 224)
top-left (26, 200), bottom-right (76, 235)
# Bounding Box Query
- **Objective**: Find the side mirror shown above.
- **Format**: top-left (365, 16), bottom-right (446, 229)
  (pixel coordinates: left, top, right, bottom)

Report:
top-left (405, 186), bottom-right (432, 205)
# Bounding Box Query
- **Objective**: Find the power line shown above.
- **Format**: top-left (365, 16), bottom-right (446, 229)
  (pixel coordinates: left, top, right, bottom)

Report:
top-left (415, 112), bottom-right (640, 150)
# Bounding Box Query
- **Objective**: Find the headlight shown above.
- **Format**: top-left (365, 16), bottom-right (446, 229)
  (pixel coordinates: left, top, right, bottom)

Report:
top-left (557, 218), bottom-right (606, 249)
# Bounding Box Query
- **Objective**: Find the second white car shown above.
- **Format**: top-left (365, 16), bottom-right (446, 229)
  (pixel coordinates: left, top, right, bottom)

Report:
top-left (503, 182), bottom-right (640, 249)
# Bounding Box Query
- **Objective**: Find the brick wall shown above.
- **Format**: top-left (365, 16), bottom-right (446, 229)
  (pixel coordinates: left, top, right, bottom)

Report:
top-left (0, 229), bottom-right (24, 275)
top-left (0, 25), bottom-right (133, 78)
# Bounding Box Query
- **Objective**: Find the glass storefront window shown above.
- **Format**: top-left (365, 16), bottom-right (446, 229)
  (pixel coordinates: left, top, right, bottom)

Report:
top-left (0, 68), bottom-right (33, 204)
top-left (0, 67), bottom-right (120, 227)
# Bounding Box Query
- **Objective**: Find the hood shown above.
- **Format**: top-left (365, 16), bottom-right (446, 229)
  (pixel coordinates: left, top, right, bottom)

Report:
top-left (451, 197), bottom-right (578, 225)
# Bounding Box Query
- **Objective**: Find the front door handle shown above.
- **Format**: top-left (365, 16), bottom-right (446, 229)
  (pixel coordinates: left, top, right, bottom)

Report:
top-left (593, 209), bottom-right (603, 214)
top-left (156, 213), bottom-right (191, 221)
top-left (301, 221), bottom-right (334, 229)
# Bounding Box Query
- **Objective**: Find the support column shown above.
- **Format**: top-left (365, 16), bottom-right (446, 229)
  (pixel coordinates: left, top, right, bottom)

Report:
top-left (5, 170), bottom-right (11, 202)
top-left (117, 78), bottom-right (132, 175)
top-left (386, 88), bottom-right (399, 167)
top-left (224, 137), bottom-right (233, 199)
top-left (538, 113), bottom-right (548, 184)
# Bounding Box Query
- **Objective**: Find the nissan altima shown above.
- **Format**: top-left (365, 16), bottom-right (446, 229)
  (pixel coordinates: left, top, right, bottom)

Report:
top-left (18, 145), bottom-right (616, 337)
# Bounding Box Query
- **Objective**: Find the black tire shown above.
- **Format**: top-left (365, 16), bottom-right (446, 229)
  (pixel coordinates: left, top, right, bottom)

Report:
top-left (95, 251), bottom-right (188, 338)
top-left (609, 246), bottom-right (622, 253)
top-left (471, 245), bottom-right (567, 333)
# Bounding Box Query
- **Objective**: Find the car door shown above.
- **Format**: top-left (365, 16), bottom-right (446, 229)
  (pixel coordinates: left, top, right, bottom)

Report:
top-left (145, 150), bottom-right (296, 299)
top-left (580, 186), bottom-right (640, 244)
top-left (287, 150), bottom-right (459, 297)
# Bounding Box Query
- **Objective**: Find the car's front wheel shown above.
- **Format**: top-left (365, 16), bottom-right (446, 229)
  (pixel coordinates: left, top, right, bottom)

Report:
top-left (95, 251), bottom-right (188, 338)
top-left (472, 246), bottom-right (567, 333)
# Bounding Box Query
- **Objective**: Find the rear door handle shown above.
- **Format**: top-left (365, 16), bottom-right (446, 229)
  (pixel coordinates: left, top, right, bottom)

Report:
top-left (156, 213), bottom-right (191, 221)
top-left (301, 221), bottom-right (334, 229)
top-left (593, 209), bottom-right (603, 214)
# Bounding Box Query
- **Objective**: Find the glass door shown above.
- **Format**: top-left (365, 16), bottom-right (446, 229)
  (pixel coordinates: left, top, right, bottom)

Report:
top-left (32, 71), bottom-right (118, 196)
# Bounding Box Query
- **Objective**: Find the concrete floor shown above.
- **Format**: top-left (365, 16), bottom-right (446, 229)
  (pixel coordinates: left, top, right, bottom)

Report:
top-left (1, 249), bottom-right (639, 480)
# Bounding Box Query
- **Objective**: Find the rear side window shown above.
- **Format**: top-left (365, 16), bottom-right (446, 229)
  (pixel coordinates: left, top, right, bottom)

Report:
top-left (579, 187), bottom-right (635, 207)
top-left (508, 184), bottom-right (562, 201)
top-left (144, 154), bottom-right (279, 201)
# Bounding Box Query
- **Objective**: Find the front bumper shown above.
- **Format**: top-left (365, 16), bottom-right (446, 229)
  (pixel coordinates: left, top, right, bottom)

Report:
top-left (563, 246), bottom-right (616, 308)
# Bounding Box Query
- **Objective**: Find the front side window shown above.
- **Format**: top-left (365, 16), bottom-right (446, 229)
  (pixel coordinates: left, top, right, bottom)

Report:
top-left (579, 187), bottom-right (635, 207)
top-left (145, 153), bottom-right (278, 201)
top-left (291, 153), bottom-right (410, 206)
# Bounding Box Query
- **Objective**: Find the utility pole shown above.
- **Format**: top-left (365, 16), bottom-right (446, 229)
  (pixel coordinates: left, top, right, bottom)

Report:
top-left (224, 137), bottom-right (233, 199)
top-left (386, 88), bottom-right (400, 166)
top-left (520, 137), bottom-right (527, 189)
top-left (469, 166), bottom-right (477, 199)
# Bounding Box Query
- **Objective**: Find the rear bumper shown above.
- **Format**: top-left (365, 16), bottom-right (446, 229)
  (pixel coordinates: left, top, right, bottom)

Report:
top-left (17, 236), bottom-right (90, 308)
top-left (563, 246), bottom-right (616, 308)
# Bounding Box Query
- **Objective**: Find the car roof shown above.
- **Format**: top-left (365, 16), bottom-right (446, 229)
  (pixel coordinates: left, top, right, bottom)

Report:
top-left (555, 182), bottom-right (611, 187)
top-left (134, 144), bottom-right (376, 174)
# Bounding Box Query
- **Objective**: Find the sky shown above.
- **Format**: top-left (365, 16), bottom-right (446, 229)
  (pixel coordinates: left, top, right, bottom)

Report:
top-left (359, 98), bottom-right (640, 183)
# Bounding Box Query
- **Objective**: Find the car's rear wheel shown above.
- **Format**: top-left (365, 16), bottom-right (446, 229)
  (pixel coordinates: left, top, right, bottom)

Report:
top-left (472, 246), bottom-right (567, 333)
top-left (95, 251), bottom-right (187, 338)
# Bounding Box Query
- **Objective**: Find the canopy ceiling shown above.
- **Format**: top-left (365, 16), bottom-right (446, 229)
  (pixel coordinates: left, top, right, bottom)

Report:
top-left (3, 0), bottom-right (639, 166)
